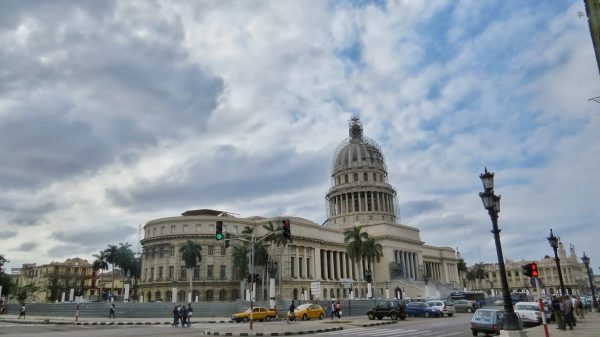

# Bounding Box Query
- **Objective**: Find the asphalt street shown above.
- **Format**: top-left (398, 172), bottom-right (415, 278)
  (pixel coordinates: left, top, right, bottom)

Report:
top-left (0, 315), bottom-right (473, 337)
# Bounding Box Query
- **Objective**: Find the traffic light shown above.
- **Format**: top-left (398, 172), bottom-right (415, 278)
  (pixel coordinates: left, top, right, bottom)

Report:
top-left (522, 263), bottom-right (539, 278)
top-left (530, 263), bottom-right (538, 278)
top-left (282, 219), bottom-right (291, 240)
top-left (246, 273), bottom-right (252, 283)
top-left (224, 233), bottom-right (231, 248)
top-left (216, 221), bottom-right (223, 240)
top-left (253, 273), bottom-right (260, 283)
top-left (364, 270), bottom-right (373, 283)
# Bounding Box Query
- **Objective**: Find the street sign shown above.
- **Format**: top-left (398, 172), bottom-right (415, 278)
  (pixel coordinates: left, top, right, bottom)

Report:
top-left (310, 281), bottom-right (321, 297)
top-left (340, 278), bottom-right (353, 289)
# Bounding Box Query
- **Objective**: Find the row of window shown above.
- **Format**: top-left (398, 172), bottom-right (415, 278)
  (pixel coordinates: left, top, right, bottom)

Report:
top-left (145, 223), bottom-right (241, 237)
top-left (144, 265), bottom-right (227, 282)
top-left (145, 289), bottom-right (239, 302)
top-left (144, 244), bottom-right (225, 258)
top-left (335, 171), bottom-right (385, 186)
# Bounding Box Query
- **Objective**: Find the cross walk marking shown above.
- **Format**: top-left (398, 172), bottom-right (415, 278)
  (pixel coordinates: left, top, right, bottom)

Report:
top-left (322, 327), bottom-right (433, 336)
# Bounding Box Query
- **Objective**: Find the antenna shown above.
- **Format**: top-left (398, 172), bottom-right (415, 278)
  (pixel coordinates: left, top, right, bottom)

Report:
top-left (137, 224), bottom-right (142, 256)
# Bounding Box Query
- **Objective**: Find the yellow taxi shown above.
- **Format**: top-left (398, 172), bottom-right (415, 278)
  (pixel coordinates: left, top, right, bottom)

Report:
top-left (231, 307), bottom-right (278, 322)
top-left (287, 303), bottom-right (325, 321)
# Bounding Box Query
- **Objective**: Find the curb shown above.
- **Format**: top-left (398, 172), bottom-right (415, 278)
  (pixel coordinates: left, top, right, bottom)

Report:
top-left (203, 327), bottom-right (344, 336)
top-left (0, 319), bottom-right (233, 325)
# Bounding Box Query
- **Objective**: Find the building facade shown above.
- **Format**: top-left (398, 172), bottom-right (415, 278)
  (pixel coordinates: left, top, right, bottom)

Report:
top-left (139, 118), bottom-right (461, 302)
top-left (17, 258), bottom-right (97, 303)
top-left (465, 243), bottom-right (590, 296)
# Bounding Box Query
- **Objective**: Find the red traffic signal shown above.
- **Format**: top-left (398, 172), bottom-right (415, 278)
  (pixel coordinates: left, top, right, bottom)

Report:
top-left (530, 263), bottom-right (538, 278)
top-left (281, 219), bottom-right (291, 240)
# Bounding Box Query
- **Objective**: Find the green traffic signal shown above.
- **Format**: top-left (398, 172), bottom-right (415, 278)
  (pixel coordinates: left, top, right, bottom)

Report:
top-left (216, 220), bottom-right (223, 240)
top-left (216, 233), bottom-right (223, 240)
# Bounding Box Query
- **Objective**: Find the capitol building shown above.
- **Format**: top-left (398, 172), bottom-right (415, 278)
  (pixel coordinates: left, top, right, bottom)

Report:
top-left (139, 118), bottom-right (461, 303)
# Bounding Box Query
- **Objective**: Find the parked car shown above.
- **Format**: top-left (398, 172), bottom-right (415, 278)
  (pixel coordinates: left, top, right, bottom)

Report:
top-left (426, 300), bottom-right (455, 317)
top-left (470, 308), bottom-right (504, 336)
top-left (453, 299), bottom-right (478, 313)
top-left (513, 302), bottom-right (542, 326)
top-left (406, 302), bottom-right (442, 318)
top-left (231, 307), bottom-right (278, 322)
top-left (366, 300), bottom-right (407, 320)
top-left (493, 299), bottom-right (504, 306)
top-left (287, 303), bottom-right (325, 321)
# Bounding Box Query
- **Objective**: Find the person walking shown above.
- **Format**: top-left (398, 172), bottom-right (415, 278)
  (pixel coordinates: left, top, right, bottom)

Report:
top-left (18, 304), bottom-right (26, 320)
top-left (563, 295), bottom-right (574, 330)
top-left (575, 296), bottom-right (585, 319)
top-left (287, 300), bottom-right (296, 324)
top-left (187, 303), bottom-right (193, 327)
top-left (180, 305), bottom-right (188, 328)
top-left (330, 301), bottom-right (336, 320)
top-left (108, 303), bottom-right (116, 319)
top-left (172, 305), bottom-right (180, 327)
top-left (335, 301), bottom-right (342, 319)
top-left (553, 296), bottom-right (565, 330)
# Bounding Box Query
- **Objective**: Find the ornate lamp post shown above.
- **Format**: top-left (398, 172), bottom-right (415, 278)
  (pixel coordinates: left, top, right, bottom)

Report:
top-left (581, 252), bottom-right (599, 312)
top-left (479, 168), bottom-right (521, 331)
top-left (547, 229), bottom-right (566, 295)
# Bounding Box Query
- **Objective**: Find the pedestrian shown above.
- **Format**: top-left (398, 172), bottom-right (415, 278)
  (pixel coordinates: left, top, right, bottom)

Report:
top-left (180, 304), bottom-right (188, 328)
top-left (18, 303), bottom-right (26, 320)
top-left (287, 300), bottom-right (296, 324)
top-left (575, 296), bottom-right (584, 319)
top-left (563, 295), bottom-right (574, 330)
top-left (335, 301), bottom-right (342, 319)
top-left (553, 296), bottom-right (565, 330)
top-left (172, 305), bottom-right (180, 327)
top-left (569, 296), bottom-right (577, 326)
top-left (109, 303), bottom-right (116, 319)
top-left (187, 303), bottom-right (193, 327)
top-left (330, 301), bottom-right (335, 320)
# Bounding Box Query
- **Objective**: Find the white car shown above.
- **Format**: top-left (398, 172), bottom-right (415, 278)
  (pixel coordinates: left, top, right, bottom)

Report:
top-left (513, 302), bottom-right (542, 326)
top-left (426, 300), bottom-right (455, 317)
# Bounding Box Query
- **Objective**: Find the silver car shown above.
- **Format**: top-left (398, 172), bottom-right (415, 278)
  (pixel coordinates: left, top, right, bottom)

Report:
top-left (426, 300), bottom-right (455, 317)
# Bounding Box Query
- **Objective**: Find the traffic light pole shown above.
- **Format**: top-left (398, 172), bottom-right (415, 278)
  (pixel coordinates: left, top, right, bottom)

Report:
top-left (227, 231), bottom-right (274, 331)
top-left (534, 277), bottom-right (549, 337)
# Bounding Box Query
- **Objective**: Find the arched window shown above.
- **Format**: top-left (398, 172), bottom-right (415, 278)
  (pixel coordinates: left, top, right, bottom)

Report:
top-left (342, 289), bottom-right (347, 298)
top-left (205, 289), bottom-right (213, 301)
top-left (322, 288), bottom-right (327, 299)
top-left (192, 290), bottom-right (200, 302)
top-left (330, 288), bottom-right (335, 298)
top-left (293, 288), bottom-right (298, 300)
top-left (219, 289), bottom-right (227, 301)
top-left (155, 291), bottom-right (161, 302)
top-left (231, 289), bottom-right (239, 301)
top-left (336, 288), bottom-right (340, 299)
top-left (178, 290), bottom-right (186, 302)
top-left (165, 290), bottom-right (172, 302)
top-left (146, 291), bottom-right (152, 302)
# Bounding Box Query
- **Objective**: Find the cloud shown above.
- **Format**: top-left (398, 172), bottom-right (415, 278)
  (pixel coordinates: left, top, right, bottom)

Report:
top-left (51, 226), bottom-right (138, 248)
top-left (400, 199), bottom-right (443, 219)
top-left (0, 231), bottom-right (17, 239)
top-left (13, 242), bottom-right (38, 251)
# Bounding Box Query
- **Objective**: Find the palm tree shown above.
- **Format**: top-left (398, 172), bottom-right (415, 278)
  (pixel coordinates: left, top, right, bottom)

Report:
top-left (179, 240), bottom-right (202, 303)
top-left (363, 236), bottom-right (383, 292)
top-left (232, 245), bottom-right (249, 280)
top-left (344, 225), bottom-right (368, 298)
top-left (103, 244), bottom-right (119, 299)
top-left (117, 242), bottom-right (134, 292)
top-left (263, 221), bottom-right (291, 301)
top-left (457, 258), bottom-right (468, 288)
top-left (92, 250), bottom-right (109, 301)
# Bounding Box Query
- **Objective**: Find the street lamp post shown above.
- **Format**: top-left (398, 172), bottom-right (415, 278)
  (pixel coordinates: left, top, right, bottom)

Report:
top-left (547, 229), bottom-right (566, 295)
top-left (479, 168), bottom-right (521, 331)
top-left (581, 252), bottom-right (599, 312)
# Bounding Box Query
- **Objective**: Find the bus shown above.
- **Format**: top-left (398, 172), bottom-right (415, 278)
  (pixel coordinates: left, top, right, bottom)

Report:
top-left (449, 291), bottom-right (486, 306)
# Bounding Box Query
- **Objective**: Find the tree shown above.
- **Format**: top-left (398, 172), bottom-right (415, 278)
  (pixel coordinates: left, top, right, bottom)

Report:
top-left (457, 258), bottom-right (468, 287)
top-left (344, 225), bottom-right (368, 298)
top-left (116, 242), bottom-right (135, 293)
top-left (0, 254), bottom-right (12, 298)
top-left (232, 245), bottom-right (249, 280)
top-left (179, 240), bottom-right (202, 303)
top-left (103, 244), bottom-right (119, 299)
top-left (468, 263), bottom-right (487, 289)
top-left (15, 283), bottom-right (40, 303)
top-left (92, 250), bottom-right (109, 301)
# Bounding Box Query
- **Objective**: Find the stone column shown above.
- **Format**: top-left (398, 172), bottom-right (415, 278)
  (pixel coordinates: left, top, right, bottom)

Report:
top-left (315, 247), bottom-right (321, 280)
top-left (323, 250), bottom-right (328, 280)
top-left (340, 252), bottom-right (346, 279)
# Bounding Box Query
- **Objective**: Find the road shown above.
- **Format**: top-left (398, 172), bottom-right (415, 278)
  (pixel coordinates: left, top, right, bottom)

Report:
top-left (0, 314), bottom-right (473, 337)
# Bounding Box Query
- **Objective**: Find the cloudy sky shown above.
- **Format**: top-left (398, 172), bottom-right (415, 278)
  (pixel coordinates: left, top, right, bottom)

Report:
top-left (1, 0), bottom-right (599, 271)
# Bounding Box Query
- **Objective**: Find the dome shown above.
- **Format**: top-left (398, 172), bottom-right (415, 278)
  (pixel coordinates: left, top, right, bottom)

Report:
top-left (326, 117), bottom-right (397, 228)
top-left (332, 117), bottom-right (387, 175)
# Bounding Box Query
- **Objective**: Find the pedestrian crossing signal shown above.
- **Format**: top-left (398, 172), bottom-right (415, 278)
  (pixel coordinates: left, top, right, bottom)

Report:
top-left (216, 221), bottom-right (223, 240)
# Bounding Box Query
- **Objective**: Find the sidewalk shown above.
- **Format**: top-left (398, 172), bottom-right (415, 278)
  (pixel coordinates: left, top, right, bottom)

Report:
top-left (0, 314), bottom-right (231, 325)
top-left (524, 311), bottom-right (600, 337)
